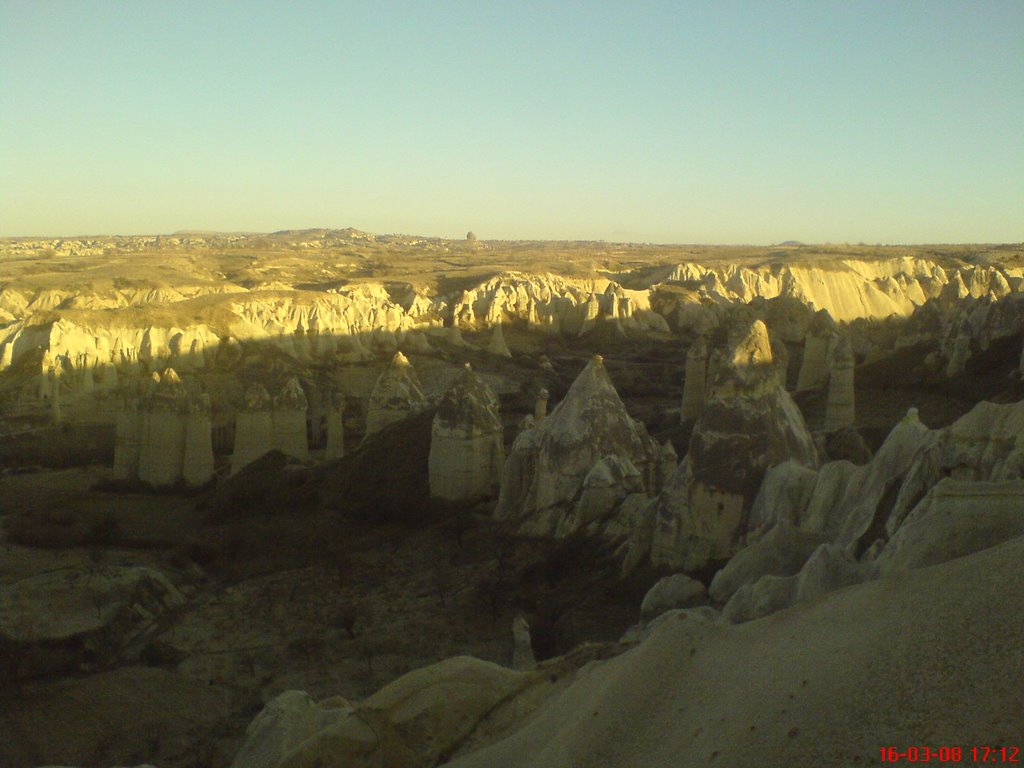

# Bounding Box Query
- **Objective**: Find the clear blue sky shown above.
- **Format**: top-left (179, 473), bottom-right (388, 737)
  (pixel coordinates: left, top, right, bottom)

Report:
top-left (1, 0), bottom-right (1022, 243)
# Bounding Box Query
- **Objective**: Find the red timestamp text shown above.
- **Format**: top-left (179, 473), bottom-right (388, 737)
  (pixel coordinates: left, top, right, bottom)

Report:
top-left (880, 746), bottom-right (1021, 763)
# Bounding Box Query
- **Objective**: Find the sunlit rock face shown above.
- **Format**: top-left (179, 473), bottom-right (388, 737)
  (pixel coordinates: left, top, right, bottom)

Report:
top-left (364, 351), bottom-right (427, 437)
top-left (495, 355), bottom-right (660, 537)
top-left (643, 320), bottom-right (819, 571)
top-left (428, 364), bottom-right (505, 501)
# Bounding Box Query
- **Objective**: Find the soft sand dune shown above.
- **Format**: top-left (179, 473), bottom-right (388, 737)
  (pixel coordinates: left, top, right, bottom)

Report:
top-left (448, 535), bottom-right (1024, 768)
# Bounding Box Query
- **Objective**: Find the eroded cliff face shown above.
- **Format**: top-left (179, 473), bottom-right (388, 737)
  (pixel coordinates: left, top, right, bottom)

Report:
top-left (3, 253), bottom-right (1019, 383)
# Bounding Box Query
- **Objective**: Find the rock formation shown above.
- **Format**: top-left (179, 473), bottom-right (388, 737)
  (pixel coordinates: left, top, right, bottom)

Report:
top-left (272, 377), bottom-right (309, 460)
top-left (487, 322), bottom-right (512, 357)
top-left (824, 335), bottom-right (855, 432)
top-left (640, 320), bottom-right (818, 571)
top-left (679, 336), bottom-right (707, 421)
top-left (137, 369), bottom-right (188, 488)
top-left (364, 351), bottom-right (426, 437)
top-left (182, 393), bottom-right (214, 486)
top-left (496, 355), bottom-right (660, 537)
top-left (534, 387), bottom-right (549, 426)
top-left (232, 384), bottom-right (274, 474)
top-left (112, 394), bottom-right (142, 482)
top-left (795, 309), bottom-right (837, 391)
top-left (324, 394), bottom-right (345, 460)
top-left (512, 615), bottom-right (536, 671)
top-left (428, 364), bottom-right (505, 501)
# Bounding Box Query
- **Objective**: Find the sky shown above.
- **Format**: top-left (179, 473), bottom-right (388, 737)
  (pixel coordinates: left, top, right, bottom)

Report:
top-left (1, 1), bottom-right (1022, 243)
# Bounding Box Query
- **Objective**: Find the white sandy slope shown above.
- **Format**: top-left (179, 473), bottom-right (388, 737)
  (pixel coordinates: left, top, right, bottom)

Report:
top-left (447, 535), bottom-right (1024, 768)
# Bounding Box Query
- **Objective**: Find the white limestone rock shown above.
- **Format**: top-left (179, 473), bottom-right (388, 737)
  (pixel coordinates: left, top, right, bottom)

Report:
top-left (112, 394), bottom-right (143, 482)
top-left (487, 322), bottom-right (513, 357)
top-left (428, 364), bottom-right (505, 501)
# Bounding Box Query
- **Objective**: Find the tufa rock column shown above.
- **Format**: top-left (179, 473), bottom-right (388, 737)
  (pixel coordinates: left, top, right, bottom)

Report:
top-left (796, 309), bottom-right (838, 391)
top-left (112, 393), bottom-right (142, 482)
top-left (680, 337), bottom-right (708, 422)
top-left (825, 336), bottom-right (856, 432)
top-left (183, 393), bottom-right (215, 486)
top-left (364, 351), bottom-right (427, 437)
top-left (232, 384), bottom-right (274, 474)
top-left (428, 363), bottom-right (505, 501)
top-left (272, 377), bottom-right (309, 460)
top-left (324, 393), bottom-right (345, 461)
top-left (137, 369), bottom-right (187, 488)
top-left (534, 387), bottom-right (549, 427)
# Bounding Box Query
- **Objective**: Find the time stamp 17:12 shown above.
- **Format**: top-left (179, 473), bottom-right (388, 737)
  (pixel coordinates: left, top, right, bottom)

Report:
top-left (880, 746), bottom-right (1020, 763)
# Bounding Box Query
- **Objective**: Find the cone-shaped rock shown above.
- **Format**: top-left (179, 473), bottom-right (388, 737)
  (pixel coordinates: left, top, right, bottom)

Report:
top-left (365, 351), bottom-right (426, 436)
top-left (232, 383), bottom-right (273, 474)
top-left (496, 355), bottom-right (659, 533)
top-left (644, 320), bottom-right (819, 571)
top-left (487, 323), bottom-right (513, 358)
top-left (428, 364), bottom-right (505, 501)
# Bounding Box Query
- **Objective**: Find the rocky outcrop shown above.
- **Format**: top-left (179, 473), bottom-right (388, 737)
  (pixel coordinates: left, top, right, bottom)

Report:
top-left (0, 565), bottom-right (184, 679)
top-left (642, 320), bottom-right (818, 571)
top-left (885, 400), bottom-right (1024, 535)
top-left (364, 352), bottom-right (427, 437)
top-left (112, 395), bottom-right (142, 482)
top-left (428, 364), bottom-right (505, 501)
top-left (495, 356), bottom-right (660, 538)
top-left (486, 323), bottom-right (512, 357)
